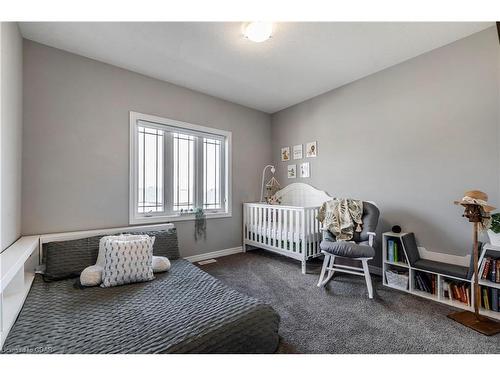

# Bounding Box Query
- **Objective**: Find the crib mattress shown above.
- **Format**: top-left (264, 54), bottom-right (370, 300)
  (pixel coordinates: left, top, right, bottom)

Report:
top-left (248, 224), bottom-right (322, 242)
top-left (2, 259), bottom-right (280, 354)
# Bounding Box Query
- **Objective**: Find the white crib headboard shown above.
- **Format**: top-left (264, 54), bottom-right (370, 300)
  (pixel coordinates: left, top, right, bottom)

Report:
top-left (274, 183), bottom-right (331, 207)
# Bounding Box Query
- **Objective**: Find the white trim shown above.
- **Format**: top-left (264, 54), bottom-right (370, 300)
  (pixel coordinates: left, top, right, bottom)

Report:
top-left (0, 236), bottom-right (39, 350)
top-left (1, 236), bottom-right (39, 292)
top-left (185, 246), bottom-right (243, 263)
top-left (129, 111), bottom-right (232, 225)
top-left (129, 212), bottom-right (232, 224)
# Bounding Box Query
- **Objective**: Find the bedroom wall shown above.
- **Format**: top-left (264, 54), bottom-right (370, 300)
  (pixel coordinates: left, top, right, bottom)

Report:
top-left (1, 23), bottom-right (23, 252)
top-left (271, 27), bottom-right (500, 262)
top-left (22, 40), bottom-right (272, 258)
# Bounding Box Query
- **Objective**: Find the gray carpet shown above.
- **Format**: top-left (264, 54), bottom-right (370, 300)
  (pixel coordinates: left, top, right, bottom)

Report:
top-left (198, 250), bottom-right (500, 354)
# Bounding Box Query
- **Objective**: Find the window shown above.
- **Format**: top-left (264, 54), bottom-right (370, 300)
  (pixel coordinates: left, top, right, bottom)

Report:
top-left (130, 112), bottom-right (231, 224)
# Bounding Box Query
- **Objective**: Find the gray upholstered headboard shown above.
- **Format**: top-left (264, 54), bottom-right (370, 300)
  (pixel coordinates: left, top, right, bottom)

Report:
top-left (38, 223), bottom-right (175, 264)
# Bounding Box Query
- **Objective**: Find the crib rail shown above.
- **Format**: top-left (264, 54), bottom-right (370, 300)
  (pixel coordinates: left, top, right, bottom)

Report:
top-left (243, 203), bottom-right (323, 273)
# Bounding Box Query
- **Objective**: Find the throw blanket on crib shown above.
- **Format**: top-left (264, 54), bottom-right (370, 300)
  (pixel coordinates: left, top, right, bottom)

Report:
top-left (317, 198), bottom-right (363, 241)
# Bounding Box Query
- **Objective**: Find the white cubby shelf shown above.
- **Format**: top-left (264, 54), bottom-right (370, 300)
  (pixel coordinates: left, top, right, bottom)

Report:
top-left (382, 232), bottom-right (500, 321)
top-left (0, 236), bottom-right (40, 349)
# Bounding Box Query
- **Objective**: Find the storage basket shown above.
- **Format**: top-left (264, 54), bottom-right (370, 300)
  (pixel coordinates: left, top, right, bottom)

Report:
top-left (385, 269), bottom-right (409, 289)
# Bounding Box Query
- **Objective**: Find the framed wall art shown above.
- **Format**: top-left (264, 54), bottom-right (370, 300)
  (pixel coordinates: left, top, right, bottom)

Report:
top-left (300, 162), bottom-right (310, 178)
top-left (281, 146), bottom-right (290, 161)
top-left (293, 144), bottom-right (303, 160)
top-left (306, 141), bottom-right (317, 158)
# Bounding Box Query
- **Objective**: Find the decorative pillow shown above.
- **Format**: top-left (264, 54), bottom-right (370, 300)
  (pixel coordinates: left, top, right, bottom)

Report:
top-left (127, 228), bottom-right (180, 259)
top-left (80, 265), bottom-right (103, 286)
top-left (43, 235), bottom-right (101, 281)
top-left (80, 255), bottom-right (169, 287)
top-left (100, 235), bottom-right (155, 288)
top-left (97, 234), bottom-right (153, 267)
top-left (152, 256), bottom-right (171, 273)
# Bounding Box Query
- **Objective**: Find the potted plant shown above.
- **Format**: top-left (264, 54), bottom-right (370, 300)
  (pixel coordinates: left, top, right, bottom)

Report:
top-left (488, 213), bottom-right (500, 246)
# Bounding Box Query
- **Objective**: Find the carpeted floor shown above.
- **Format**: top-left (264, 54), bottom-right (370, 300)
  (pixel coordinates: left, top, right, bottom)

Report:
top-left (198, 249), bottom-right (500, 354)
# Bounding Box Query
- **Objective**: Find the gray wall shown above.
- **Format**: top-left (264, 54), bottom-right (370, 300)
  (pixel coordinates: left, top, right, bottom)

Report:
top-left (271, 27), bottom-right (500, 262)
top-left (22, 40), bottom-right (272, 257)
top-left (1, 23), bottom-right (23, 251)
top-left (21, 27), bottom-right (500, 262)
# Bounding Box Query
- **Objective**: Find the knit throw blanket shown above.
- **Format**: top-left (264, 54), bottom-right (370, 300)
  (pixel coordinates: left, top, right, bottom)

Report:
top-left (317, 198), bottom-right (363, 241)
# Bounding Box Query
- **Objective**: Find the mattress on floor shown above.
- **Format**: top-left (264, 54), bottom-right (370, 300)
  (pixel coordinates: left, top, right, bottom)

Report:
top-left (2, 259), bottom-right (280, 354)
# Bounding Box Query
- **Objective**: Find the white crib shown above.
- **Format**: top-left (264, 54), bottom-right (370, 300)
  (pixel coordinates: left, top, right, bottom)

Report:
top-left (243, 183), bottom-right (331, 274)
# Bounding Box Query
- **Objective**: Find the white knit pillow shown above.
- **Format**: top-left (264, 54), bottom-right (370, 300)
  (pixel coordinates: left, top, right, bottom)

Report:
top-left (100, 235), bottom-right (155, 288)
top-left (97, 234), bottom-right (151, 268)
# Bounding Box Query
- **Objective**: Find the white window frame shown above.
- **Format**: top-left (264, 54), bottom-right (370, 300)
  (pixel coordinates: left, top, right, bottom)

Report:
top-left (129, 111), bottom-right (232, 224)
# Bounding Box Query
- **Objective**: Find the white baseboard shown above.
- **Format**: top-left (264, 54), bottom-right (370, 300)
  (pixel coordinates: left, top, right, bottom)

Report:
top-left (184, 246), bottom-right (243, 263)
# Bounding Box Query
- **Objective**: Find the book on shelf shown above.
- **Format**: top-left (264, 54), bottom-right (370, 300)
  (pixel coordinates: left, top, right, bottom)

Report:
top-left (461, 284), bottom-right (469, 305)
top-left (491, 259), bottom-right (497, 283)
top-left (481, 257), bottom-right (491, 279)
top-left (414, 272), bottom-right (436, 295)
top-left (479, 257), bottom-right (500, 284)
top-left (443, 279), bottom-right (470, 305)
top-left (482, 287), bottom-right (490, 310)
top-left (492, 288), bottom-right (499, 312)
top-left (443, 281), bottom-right (451, 300)
top-left (386, 237), bottom-right (408, 265)
top-left (452, 284), bottom-right (461, 302)
top-left (388, 240), bottom-right (394, 262)
top-left (480, 286), bottom-right (500, 312)
top-left (415, 273), bottom-right (425, 292)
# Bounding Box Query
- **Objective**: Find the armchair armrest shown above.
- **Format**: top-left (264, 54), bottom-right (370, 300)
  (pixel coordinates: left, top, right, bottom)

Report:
top-left (367, 232), bottom-right (376, 247)
top-left (319, 227), bottom-right (333, 242)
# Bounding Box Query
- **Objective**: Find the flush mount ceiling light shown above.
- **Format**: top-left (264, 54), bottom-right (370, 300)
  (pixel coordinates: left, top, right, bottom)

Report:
top-left (243, 22), bottom-right (273, 43)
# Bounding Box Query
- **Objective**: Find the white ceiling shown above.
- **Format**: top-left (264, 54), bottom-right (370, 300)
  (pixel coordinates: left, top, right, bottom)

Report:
top-left (19, 22), bottom-right (493, 113)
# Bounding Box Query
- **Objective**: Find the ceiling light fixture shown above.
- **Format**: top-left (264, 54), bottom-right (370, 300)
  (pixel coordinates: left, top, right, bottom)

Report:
top-left (243, 22), bottom-right (273, 43)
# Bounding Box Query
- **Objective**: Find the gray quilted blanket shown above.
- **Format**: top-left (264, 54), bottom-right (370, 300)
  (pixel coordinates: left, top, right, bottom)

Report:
top-left (2, 260), bottom-right (280, 354)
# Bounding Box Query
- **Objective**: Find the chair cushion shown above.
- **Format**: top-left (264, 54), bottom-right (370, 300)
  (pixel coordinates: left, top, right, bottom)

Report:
top-left (320, 240), bottom-right (375, 258)
top-left (413, 259), bottom-right (468, 279)
top-left (401, 232), bottom-right (420, 266)
top-left (352, 202), bottom-right (380, 243)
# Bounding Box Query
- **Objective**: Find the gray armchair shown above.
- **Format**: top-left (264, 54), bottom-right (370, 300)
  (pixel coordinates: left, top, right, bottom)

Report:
top-left (317, 201), bottom-right (380, 298)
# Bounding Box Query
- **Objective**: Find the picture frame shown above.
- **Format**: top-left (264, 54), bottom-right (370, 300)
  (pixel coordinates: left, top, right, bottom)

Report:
top-left (293, 144), bottom-right (303, 160)
top-left (306, 141), bottom-right (317, 158)
top-left (287, 164), bottom-right (297, 179)
top-left (300, 162), bottom-right (310, 178)
top-left (281, 146), bottom-right (290, 161)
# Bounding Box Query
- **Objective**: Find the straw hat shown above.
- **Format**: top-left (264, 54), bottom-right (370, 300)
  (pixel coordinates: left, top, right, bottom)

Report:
top-left (454, 190), bottom-right (496, 212)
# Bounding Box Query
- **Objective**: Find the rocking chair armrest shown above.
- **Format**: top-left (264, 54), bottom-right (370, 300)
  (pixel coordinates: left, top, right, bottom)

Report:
top-left (367, 232), bottom-right (376, 247)
top-left (319, 227), bottom-right (333, 242)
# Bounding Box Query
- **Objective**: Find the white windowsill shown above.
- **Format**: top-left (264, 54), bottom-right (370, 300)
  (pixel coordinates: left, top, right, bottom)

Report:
top-left (129, 211), bottom-right (232, 225)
